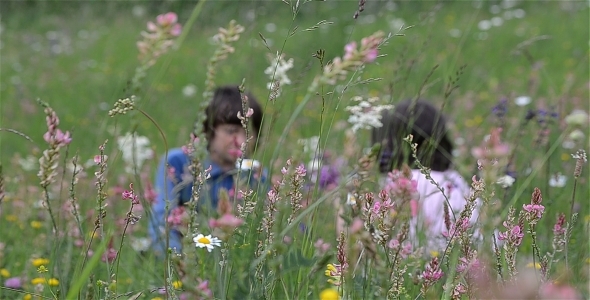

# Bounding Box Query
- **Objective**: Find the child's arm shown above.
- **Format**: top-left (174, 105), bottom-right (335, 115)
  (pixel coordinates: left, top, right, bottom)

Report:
top-left (148, 150), bottom-right (186, 256)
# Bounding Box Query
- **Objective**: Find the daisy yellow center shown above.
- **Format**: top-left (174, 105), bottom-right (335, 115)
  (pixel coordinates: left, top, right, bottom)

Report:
top-left (197, 237), bottom-right (211, 244)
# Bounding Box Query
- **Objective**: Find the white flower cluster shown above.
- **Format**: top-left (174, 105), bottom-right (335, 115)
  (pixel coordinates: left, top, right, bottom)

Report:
top-left (117, 132), bottom-right (154, 173)
top-left (264, 52), bottom-right (293, 97)
top-left (345, 96), bottom-right (394, 132)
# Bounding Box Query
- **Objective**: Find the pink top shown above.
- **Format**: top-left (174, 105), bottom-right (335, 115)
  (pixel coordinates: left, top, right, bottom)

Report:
top-left (383, 169), bottom-right (480, 251)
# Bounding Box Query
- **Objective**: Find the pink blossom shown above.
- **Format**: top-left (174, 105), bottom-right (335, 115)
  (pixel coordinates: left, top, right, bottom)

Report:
top-left (421, 257), bottom-right (444, 283)
top-left (167, 206), bottom-right (186, 227)
top-left (498, 223), bottom-right (524, 246)
top-left (101, 246), bottom-right (117, 263)
top-left (523, 204), bottom-right (545, 220)
top-left (197, 279), bottom-right (213, 298)
top-left (314, 239), bottom-right (331, 254)
top-left (156, 12), bottom-right (178, 26)
top-left (170, 24), bottom-right (182, 36)
top-left (94, 155), bottom-right (108, 165)
top-left (147, 21), bottom-right (158, 32)
top-left (209, 214), bottom-right (244, 229)
top-left (43, 129), bottom-right (72, 146)
top-left (363, 48), bottom-right (378, 63)
top-left (343, 42), bottom-right (356, 60)
top-left (122, 183), bottom-right (139, 205)
top-left (553, 213), bottom-right (566, 236)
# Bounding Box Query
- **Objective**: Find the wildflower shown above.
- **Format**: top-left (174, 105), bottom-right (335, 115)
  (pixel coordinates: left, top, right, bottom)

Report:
top-left (526, 262), bottom-right (541, 269)
top-left (4, 277), bottom-right (22, 289)
top-left (314, 239), bottom-right (331, 255)
top-left (37, 265), bottom-right (48, 273)
top-left (514, 96), bottom-right (531, 106)
top-left (572, 149), bottom-right (587, 178)
top-left (31, 258), bottom-right (49, 267)
top-left (564, 109), bottom-right (589, 127)
top-left (48, 278), bottom-right (59, 286)
top-left (325, 263), bottom-right (344, 286)
top-left (172, 280), bottom-right (182, 289)
top-left (23, 294), bottom-right (32, 300)
top-left (182, 84), bottom-right (197, 97)
top-left (568, 129), bottom-right (585, 142)
top-left (421, 257), bottom-right (444, 283)
top-left (548, 173), bottom-right (567, 187)
top-left (320, 288), bottom-right (340, 300)
top-left (345, 96), bottom-right (394, 132)
top-left (496, 174), bottom-right (515, 188)
top-left (498, 223), bottom-right (525, 246)
top-left (31, 277), bottom-right (46, 285)
top-left (193, 234), bottom-right (221, 252)
top-left (346, 193), bottom-right (357, 205)
top-left (264, 52), bottom-right (293, 97)
top-left (0, 268), bottom-right (9, 277)
top-left (208, 214), bottom-right (244, 230)
top-left (43, 128), bottom-right (72, 147)
top-left (121, 183), bottom-right (140, 205)
top-left (116, 132), bottom-right (154, 173)
top-left (93, 154), bottom-right (108, 165)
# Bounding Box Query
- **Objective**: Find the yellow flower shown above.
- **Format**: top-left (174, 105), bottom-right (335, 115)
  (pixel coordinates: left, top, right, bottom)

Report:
top-left (320, 288), bottom-right (340, 300)
top-left (23, 294), bottom-right (32, 300)
top-left (151, 298), bottom-right (163, 300)
top-left (430, 250), bottom-right (439, 258)
top-left (48, 278), bottom-right (59, 286)
top-left (6, 215), bottom-right (18, 222)
top-left (526, 262), bottom-right (541, 270)
top-left (31, 277), bottom-right (46, 285)
top-left (30, 221), bottom-right (43, 229)
top-left (32, 258), bottom-right (49, 267)
top-left (325, 264), bottom-right (337, 276)
top-left (172, 280), bottom-right (182, 289)
top-left (37, 265), bottom-right (48, 273)
top-left (0, 268), bottom-right (10, 277)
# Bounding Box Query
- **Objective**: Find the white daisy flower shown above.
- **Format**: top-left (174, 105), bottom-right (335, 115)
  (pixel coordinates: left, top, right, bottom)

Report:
top-left (548, 173), bottom-right (567, 188)
top-left (514, 96), bottom-right (531, 106)
top-left (346, 193), bottom-right (357, 205)
top-left (193, 234), bottom-right (221, 252)
top-left (496, 175), bottom-right (515, 188)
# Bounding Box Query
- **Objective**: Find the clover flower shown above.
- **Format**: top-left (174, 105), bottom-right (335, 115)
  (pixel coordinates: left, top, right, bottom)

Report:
top-left (193, 233), bottom-right (222, 252)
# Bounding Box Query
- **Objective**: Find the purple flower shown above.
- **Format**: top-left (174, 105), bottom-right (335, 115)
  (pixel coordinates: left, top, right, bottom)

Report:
top-left (523, 204), bottom-right (545, 220)
top-left (4, 277), bottom-right (22, 289)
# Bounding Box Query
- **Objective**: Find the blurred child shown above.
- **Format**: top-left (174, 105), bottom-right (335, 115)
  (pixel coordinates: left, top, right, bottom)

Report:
top-left (372, 99), bottom-right (480, 251)
top-left (148, 85), bottom-right (266, 256)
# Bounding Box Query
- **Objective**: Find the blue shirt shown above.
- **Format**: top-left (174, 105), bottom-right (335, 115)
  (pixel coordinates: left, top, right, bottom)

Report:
top-left (148, 148), bottom-right (266, 255)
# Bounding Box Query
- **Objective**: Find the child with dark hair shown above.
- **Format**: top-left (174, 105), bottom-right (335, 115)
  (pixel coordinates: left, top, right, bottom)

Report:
top-left (372, 99), bottom-right (480, 251)
top-left (148, 85), bottom-right (265, 255)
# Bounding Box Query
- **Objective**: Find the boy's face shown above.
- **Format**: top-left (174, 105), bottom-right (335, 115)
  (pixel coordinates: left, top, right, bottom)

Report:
top-left (209, 123), bottom-right (248, 170)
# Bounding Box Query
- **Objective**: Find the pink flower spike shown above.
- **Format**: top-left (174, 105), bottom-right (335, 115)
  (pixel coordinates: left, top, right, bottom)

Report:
top-left (157, 12), bottom-right (177, 26)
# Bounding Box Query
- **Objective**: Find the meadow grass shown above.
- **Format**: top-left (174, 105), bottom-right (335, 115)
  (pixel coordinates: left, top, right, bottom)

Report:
top-left (0, 1), bottom-right (589, 299)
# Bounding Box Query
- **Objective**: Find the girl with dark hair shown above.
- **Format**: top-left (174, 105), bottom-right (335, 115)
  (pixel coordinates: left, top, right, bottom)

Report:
top-left (372, 99), bottom-right (480, 250)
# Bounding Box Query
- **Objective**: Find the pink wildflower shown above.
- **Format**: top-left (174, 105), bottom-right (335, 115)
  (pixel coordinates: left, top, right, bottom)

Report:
top-left (553, 213), bottom-right (566, 236)
top-left (167, 206), bottom-right (186, 227)
top-left (421, 256), bottom-right (444, 283)
top-left (156, 12), bottom-right (178, 26)
top-left (208, 214), bottom-right (244, 229)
